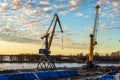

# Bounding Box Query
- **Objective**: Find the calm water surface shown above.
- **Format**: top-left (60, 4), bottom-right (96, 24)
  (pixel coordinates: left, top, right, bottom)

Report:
top-left (0, 63), bottom-right (119, 70)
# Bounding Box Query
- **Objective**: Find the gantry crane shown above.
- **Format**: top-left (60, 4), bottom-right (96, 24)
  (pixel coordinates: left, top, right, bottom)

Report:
top-left (37, 13), bottom-right (63, 71)
top-left (83, 5), bottom-right (100, 70)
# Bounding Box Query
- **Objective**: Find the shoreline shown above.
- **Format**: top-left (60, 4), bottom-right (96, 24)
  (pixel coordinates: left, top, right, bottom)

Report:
top-left (0, 61), bottom-right (119, 64)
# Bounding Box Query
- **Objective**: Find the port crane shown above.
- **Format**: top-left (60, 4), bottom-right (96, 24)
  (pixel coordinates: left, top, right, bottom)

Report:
top-left (83, 5), bottom-right (100, 69)
top-left (37, 13), bottom-right (63, 71)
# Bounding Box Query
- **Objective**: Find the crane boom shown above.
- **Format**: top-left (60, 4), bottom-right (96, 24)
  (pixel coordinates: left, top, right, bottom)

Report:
top-left (93, 5), bottom-right (99, 36)
top-left (48, 14), bottom-right (63, 50)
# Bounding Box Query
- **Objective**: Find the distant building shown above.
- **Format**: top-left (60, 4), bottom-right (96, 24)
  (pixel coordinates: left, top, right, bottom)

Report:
top-left (61, 57), bottom-right (70, 60)
top-left (4, 56), bottom-right (10, 61)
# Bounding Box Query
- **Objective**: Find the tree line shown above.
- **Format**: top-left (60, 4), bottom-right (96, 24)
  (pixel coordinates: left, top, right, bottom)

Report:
top-left (0, 51), bottom-right (120, 63)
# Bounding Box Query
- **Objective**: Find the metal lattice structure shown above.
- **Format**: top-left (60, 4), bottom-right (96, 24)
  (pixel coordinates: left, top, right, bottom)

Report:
top-left (37, 55), bottom-right (56, 71)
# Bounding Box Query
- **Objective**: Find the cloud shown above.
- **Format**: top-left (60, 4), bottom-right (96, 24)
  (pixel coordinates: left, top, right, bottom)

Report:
top-left (64, 38), bottom-right (88, 49)
top-left (109, 14), bottom-right (115, 18)
top-left (69, 7), bottom-right (79, 11)
top-left (100, 12), bottom-right (106, 17)
top-left (54, 4), bottom-right (65, 10)
top-left (44, 14), bottom-right (51, 19)
top-left (111, 21), bottom-right (120, 25)
top-left (69, 0), bottom-right (77, 7)
top-left (11, 0), bottom-right (23, 9)
top-left (59, 0), bottom-right (68, 3)
top-left (0, 2), bottom-right (9, 10)
top-left (75, 12), bottom-right (83, 17)
top-left (85, 15), bottom-right (90, 18)
top-left (69, 0), bottom-right (81, 7)
top-left (98, 0), bottom-right (119, 17)
top-left (97, 0), bottom-right (110, 6)
top-left (0, 33), bottom-right (40, 44)
top-left (52, 33), bottom-right (89, 50)
top-left (37, 11), bottom-right (42, 16)
top-left (59, 11), bottom-right (69, 15)
top-left (20, 7), bottom-right (42, 16)
top-left (100, 10), bottom-right (119, 18)
top-left (39, 1), bottom-right (50, 7)
top-left (101, 23), bottom-right (106, 28)
top-left (112, 1), bottom-right (119, 8)
top-left (43, 7), bottom-right (52, 13)
top-left (69, 0), bottom-right (81, 11)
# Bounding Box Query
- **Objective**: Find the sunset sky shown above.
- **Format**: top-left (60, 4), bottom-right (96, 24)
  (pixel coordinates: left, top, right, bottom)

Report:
top-left (0, 0), bottom-right (120, 55)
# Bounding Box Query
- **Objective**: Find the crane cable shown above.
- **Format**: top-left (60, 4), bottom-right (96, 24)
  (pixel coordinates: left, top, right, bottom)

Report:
top-left (62, 33), bottom-right (63, 49)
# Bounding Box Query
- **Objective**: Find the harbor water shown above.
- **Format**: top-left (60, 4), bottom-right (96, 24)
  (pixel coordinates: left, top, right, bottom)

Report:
top-left (0, 63), bottom-right (119, 70)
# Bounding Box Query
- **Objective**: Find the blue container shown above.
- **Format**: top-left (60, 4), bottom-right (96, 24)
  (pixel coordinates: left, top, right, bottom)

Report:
top-left (57, 70), bottom-right (70, 78)
top-left (99, 74), bottom-right (115, 80)
top-left (6, 74), bottom-right (25, 80)
top-left (23, 72), bottom-right (37, 80)
top-left (0, 69), bottom-right (80, 80)
top-left (0, 74), bottom-right (8, 80)
top-left (49, 71), bottom-right (60, 78)
top-left (36, 71), bottom-right (51, 79)
top-left (6, 72), bottom-right (38, 80)
top-left (69, 70), bottom-right (80, 76)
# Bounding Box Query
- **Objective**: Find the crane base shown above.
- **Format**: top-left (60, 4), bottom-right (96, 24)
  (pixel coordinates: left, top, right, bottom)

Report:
top-left (37, 55), bottom-right (56, 71)
top-left (82, 61), bottom-right (100, 70)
